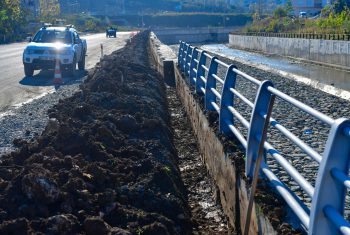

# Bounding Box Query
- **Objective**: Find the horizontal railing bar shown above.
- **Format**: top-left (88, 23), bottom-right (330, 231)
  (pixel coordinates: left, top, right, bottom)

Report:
top-left (201, 64), bottom-right (209, 72)
top-left (194, 59), bottom-right (199, 63)
top-left (211, 88), bottom-right (222, 100)
top-left (232, 68), bottom-right (261, 86)
top-left (260, 113), bottom-right (322, 163)
top-left (268, 86), bottom-right (334, 126)
top-left (193, 77), bottom-right (197, 83)
top-left (228, 106), bottom-right (250, 129)
top-left (226, 119), bottom-right (248, 148)
top-left (230, 88), bottom-right (254, 108)
top-left (324, 206), bottom-right (350, 235)
top-left (264, 141), bottom-right (315, 198)
top-left (200, 87), bottom-right (206, 94)
top-left (261, 161), bottom-right (310, 229)
top-left (193, 68), bottom-right (197, 73)
top-left (331, 168), bottom-right (350, 189)
top-left (189, 55), bottom-right (192, 58)
top-left (203, 52), bottom-right (213, 59)
top-left (212, 101), bottom-right (220, 113)
top-left (212, 74), bottom-right (224, 85)
top-left (214, 58), bottom-right (230, 68)
top-left (200, 75), bottom-right (206, 83)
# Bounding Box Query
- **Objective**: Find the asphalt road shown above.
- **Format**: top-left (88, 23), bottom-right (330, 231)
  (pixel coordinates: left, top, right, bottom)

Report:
top-left (0, 32), bottom-right (132, 115)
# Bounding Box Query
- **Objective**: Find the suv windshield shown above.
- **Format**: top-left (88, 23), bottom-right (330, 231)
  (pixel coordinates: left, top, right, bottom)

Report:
top-left (33, 30), bottom-right (72, 43)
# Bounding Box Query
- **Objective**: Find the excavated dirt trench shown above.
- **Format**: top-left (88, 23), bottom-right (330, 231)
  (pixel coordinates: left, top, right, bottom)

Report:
top-left (0, 31), bottom-right (229, 234)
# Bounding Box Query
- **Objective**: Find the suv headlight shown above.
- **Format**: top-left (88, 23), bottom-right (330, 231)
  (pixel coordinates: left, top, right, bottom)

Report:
top-left (24, 49), bottom-right (34, 55)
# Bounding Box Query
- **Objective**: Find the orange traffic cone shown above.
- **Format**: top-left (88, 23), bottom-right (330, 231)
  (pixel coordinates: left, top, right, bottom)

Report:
top-left (53, 59), bottom-right (63, 84)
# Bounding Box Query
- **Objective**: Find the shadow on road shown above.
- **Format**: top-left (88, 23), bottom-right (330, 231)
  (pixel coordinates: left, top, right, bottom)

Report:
top-left (19, 69), bottom-right (88, 87)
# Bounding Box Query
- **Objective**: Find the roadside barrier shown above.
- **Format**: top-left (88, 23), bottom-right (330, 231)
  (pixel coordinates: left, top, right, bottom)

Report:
top-left (178, 40), bottom-right (350, 235)
top-left (53, 59), bottom-right (63, 84)
top-left (231, 32), bottom-right (350, 41)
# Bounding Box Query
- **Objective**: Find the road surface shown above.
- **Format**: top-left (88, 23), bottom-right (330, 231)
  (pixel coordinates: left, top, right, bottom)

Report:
top-left (0, 32), bottom-right (132, 115)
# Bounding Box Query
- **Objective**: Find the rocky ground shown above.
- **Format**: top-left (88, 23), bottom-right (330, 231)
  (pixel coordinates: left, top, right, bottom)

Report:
top-left (0, 32), bottom-right (230, 234)
top-left (166, 83), bottom-right (231, 234)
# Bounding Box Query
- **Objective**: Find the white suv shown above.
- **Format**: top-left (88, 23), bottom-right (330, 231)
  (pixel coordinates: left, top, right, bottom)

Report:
top-left (23, 25), bottom-right (87, 77)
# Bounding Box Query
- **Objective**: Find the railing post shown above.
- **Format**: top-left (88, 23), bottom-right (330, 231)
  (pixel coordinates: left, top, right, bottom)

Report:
top-left (309, 118), bottom-right (350, 235)
top-left (189, 47), bottom-right (199, 86)
top-left (184, 46), bottom-right (193, 78)
top-left (219, 65), bottom-right (237, 134)
top-left (195, 50), bottom-right (207, 95)
top-left (178, 41), bottom-right (183, 67)
top-left (181, 43), bottom-right (189, 73)
top-left (246, 80), bottom-right (274, 177)
top-left (205, 56), bottom-right (219, 111)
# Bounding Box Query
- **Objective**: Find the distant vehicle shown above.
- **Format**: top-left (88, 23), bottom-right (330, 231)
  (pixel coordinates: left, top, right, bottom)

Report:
top-left (299, 12), bottom-right (307, 18)
top-left (22, 25), bottom-right (87, 77)
top-left (106, 27), bottom-right (117, 38)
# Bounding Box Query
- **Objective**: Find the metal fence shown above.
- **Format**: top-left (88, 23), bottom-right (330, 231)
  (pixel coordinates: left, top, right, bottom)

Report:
top-left (230, 32), bottom-right (350, 41)
top-left (178, 40), bottom-right (350, 235)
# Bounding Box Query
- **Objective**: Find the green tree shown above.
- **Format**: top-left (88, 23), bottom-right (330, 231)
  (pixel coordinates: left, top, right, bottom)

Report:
top-left (39, 0), bottom-right (60, 21)
top-left (0, 0), bottom-right (26, 43)
top-left (284, 0), bottom-right (294, 15)
top-left (334, 0), bottom-right (350, 14)
top-left (273, 6), bottom-right (287, 18)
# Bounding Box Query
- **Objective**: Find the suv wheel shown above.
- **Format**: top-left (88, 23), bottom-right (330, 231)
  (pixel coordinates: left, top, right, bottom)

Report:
top-left (24, 64), bottom-right (34, 77)
top-left (67, 57), bottom-right (76, 77)
top-left (78, 52), bottom-right (86, 70)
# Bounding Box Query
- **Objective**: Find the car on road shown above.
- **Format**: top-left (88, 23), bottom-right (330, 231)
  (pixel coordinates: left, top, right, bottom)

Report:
top-left (299, 11), bottom-right (307, 18)
top-left (22, 25), bottom-right (87, 77)
top-left (106, 27), bottom-right (117, 38)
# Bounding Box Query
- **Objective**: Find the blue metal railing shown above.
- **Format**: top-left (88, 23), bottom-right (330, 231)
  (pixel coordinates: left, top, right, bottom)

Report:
top-left (178, 40), bottom-right (350, 235)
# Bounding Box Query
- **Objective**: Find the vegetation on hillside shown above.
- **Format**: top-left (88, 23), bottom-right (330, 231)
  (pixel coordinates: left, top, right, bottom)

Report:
top-left (0, 0), bottom-right (26, 42)
top-left (244, 0), bottom-right (350, 34)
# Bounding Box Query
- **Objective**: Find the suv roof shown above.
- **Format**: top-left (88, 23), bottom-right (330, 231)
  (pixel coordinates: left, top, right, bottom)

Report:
top-left (40, 25), bottom-right (76, 32)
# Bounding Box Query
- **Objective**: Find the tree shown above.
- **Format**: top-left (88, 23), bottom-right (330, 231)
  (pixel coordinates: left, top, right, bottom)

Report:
top-left (284, 0), bottom-right (294, 15)
top-left (334, 0), bottom-right (350, 14)
top-left (39, 0), bottom-right (60, 21)
top-left (0, 0), bottom-right (26, 42)
top-left (273, 6), bottom-right (287, 18)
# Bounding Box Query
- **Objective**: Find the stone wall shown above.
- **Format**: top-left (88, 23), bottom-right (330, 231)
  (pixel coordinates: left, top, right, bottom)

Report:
top-left (229, 34), bottom-right (350, 68)
top-left (153, 27), bottom-right (238, 44)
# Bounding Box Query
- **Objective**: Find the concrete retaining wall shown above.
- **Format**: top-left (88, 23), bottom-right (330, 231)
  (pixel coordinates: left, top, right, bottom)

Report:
top-left (149, 32), bottom-right (278, 234)
top-left (229, 34), bottom-right (350, 68)
top-left (153, 27), bottom-right (237, 44)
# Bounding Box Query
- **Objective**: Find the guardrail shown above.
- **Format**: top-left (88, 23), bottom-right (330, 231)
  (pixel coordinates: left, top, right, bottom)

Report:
top-left (230, 32), bottom-right (350, 41)
top-left (178, 40), bottom-right (350, 235)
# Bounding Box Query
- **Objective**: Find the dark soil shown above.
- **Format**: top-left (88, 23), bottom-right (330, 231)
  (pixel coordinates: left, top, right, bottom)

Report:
top-left (166, 84), bottom-right (231, 234)
top-left (0, 31), bottom-right (193, 235)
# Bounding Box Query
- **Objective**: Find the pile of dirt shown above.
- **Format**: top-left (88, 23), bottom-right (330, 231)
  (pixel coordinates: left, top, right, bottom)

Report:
top-left (0, 31), bottom-right (192, 234)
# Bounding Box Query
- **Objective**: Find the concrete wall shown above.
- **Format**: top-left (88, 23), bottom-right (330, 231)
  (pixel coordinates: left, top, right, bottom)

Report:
top-left (153, 27), bottom-right (237, 44)
top-left (149, 32), bottom-right (279, 234)
top-left (229, 34), bottom-right (350, 68)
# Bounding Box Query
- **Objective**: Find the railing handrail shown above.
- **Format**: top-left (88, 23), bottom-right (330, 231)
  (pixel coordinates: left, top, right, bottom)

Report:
top-left (178, 40), bottom-right (350, 235)
top-left (230, 32), bottom-right (350, 41)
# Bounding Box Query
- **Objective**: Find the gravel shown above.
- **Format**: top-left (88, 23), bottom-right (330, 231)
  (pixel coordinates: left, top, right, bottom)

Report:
top-left (0, 78), bottom-right (85, 156)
